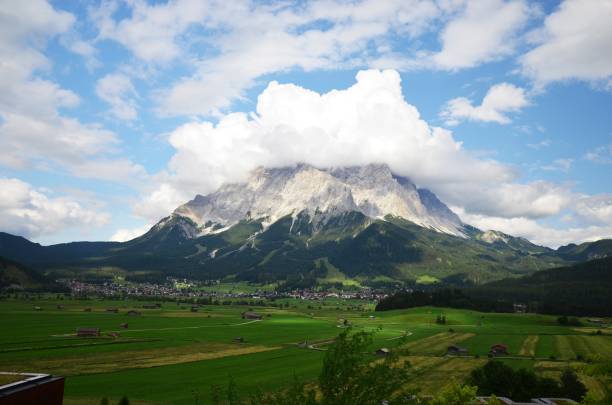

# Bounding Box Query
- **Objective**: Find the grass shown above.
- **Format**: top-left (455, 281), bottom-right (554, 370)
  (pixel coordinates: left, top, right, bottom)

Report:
top-left (400, 332), bottom-right (475, 355)
top-left (1, 299), bottom-right (611, 403)
top-left (415, 275), bottom-right (440, 285)
top-left (401, 356), bottom-right (486, 393)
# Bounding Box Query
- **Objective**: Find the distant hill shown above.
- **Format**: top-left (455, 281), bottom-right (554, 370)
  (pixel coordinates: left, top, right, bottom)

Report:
top-left (556, 239), bottom-right (612, 262)
top-left (0, 256), bottom-right (65, 292)
top-left (376, 257), bottom-right (612, 316)
top-left (469, 256), bottom-right (612, 316)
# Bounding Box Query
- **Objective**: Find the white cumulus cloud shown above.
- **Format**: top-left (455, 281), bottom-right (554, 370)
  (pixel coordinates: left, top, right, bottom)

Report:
top-left (432, 0), bottom-right (531, 70)
top-left (0, 178), bottom-right (110, 239)
top-left (455, 208), bottom-right (612, 248)
top-left (520, 0), bottom-right (612, 88)
top-left (0, 0), bottom-right (146, 184)
top-left (139, 69), bottom-right (570, 226)
top-left (110, 224), bottom-right (151, 242)
top-left (440, 83), bottom-right (529, 125)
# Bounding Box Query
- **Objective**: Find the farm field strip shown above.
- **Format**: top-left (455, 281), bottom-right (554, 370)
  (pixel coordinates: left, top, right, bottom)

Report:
top-left (404, 356), bottom-right (486, 394)
top-left (519, 335), bottom-right (539, 356)
top-left (0, 338), bottom-right (158, 353)
top-left (50, 319), bottom-right (262, 337)
top-left (400, 332), bottom-right (475, 355)
top-left (0, 342), bottom-right (281, 376)
top-left (554, 335), bottom-right (612, 360)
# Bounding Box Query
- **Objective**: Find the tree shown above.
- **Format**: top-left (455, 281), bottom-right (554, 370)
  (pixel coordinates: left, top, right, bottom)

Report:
top-left (227, 375), bottom-right (240, 405)
top-left (249, 375), bottom-right (317, 405)
top-left (560, 369), bottom-right (587, 401)
top-left (427, 384), bottom-right (477, 405)
top-left (117, 396), bottom-right (130, 405)
top-left (468, 361), bottom-right (560, 402)
top-left (318, 329), bottom-right (416, 405)
top-left (486, 395), bottom-right (502, 405)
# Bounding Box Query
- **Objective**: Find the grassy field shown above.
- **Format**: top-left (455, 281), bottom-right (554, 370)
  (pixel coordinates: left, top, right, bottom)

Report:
top-left (0, 298), bottom-right (611, 404)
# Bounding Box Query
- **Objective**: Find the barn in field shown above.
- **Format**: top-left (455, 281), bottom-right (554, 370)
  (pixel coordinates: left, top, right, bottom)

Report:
top-left (76, 328), bottom-right (100, 337)
top-left (241, 311), bottom-right (263, 320)
top-left (127, 310), bottom-right (141, 316)
top-left (447, 345), bottom-right (469, 355)
top-left (489, 343), bottom-right (508, 356)
top-left (375, 348), bottom-right (390, 357)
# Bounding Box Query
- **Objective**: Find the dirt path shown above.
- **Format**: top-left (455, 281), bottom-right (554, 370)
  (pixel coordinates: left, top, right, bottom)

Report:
top-left (51, 320), bottom-right (261, 337)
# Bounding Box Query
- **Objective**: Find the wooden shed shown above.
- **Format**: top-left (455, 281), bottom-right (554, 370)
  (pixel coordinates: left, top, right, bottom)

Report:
top-left (241, 311), bottom-right (262, 320)
top-left (76, 328), bottom-right (100, 337)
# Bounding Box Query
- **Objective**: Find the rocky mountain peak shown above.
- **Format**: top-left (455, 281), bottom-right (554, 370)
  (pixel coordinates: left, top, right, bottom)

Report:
top-left (172, 163), bottom-right (465, 237)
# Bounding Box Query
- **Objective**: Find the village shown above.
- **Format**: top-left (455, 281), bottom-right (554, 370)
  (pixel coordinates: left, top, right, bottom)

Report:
top-left (62, 278), bottom-right (389, 302)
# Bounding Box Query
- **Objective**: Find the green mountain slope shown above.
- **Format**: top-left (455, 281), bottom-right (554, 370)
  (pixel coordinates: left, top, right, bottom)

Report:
top-left (1, 211), bottom-right (600, 287)
top-left (0, 256), bottom-right (64, 292)
top-left (468, 256), bottom-right (612, 316)
top-left (556, 239), bottom-right (612, 261)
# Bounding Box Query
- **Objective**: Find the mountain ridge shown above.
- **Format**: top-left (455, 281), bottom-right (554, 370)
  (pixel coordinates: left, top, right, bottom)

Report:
top-left (174, 163), bottom-right (465, 238)
top-left (0, 164), bottom-right (610, 287)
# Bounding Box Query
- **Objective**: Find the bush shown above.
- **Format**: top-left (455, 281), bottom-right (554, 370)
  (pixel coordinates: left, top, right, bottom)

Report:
top-left (117, 396), bottom-right (130, 405)
top-left (428, 383), bottom-right (477, 405)
top-left (560, 369), bottom-right (587, 401)
top-left (468, 361), bottom-right (560, 402)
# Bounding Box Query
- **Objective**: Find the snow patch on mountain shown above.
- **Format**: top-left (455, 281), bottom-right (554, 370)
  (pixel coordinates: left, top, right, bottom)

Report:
top-left (478, 230), bottom-right (511, 244)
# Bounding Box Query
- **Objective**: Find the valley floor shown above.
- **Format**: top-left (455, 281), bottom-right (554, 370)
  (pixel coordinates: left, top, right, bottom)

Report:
top-left (0, 297), bottom-right (611, 404)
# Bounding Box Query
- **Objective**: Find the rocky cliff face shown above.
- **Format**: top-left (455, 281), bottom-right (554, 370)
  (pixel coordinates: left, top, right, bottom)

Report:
top-left (173, 163), bottom-right (465, 237)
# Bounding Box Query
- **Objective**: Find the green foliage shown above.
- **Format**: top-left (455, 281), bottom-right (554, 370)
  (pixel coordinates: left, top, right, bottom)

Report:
top-left (470, 256), bottom-right (612, 316)
top-left (557, 315), bottom-right (583, 326)
top-left (210, 376), bottom-right (241, 405)
top-left (99, 398), bottom-right (109, 405)
top-left (427, 383), bottom-right (477, 405)
top-left (0, 256), bottom-right (65, 292)
top-left (580, 391), bottom-right (612, 405)
top-left (486, 394), bottom-right (502, 405)
top-left (117, 396), bottom-right (130, 405)
top-left (560, 369), bottom-right (587, 401)
top-left (318, 329), bottom-right (416, 405)
top-left (468, 361), bottom-right (560, 402)
top-left (249, 375), bottom-right (317, 405)
top-left (376, 289), bottom-right (513, 313)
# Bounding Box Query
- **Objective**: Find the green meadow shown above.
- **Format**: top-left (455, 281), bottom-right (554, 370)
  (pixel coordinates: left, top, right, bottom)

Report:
top-left (0, 298), bottom-right (611, 404)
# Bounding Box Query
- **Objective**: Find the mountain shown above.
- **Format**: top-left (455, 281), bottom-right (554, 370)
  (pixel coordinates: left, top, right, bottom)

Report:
top-left (556, 239), bottom-right (612, 262)
top-left (0, 256), bottom-right (65, 292)
top-left (0, 163), bottom-right (609, 287)
top-left (174, 164), bottom-right (465, 237)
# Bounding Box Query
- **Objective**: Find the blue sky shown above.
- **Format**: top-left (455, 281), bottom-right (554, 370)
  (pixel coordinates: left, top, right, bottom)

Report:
top-left (0, 0), bottom-right (611, 247)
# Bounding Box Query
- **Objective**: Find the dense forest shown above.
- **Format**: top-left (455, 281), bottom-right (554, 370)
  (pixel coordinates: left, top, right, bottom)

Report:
top-left (375, 288), bottom-right (514, 313)
top-left (377, 257), bottom-right (612, 316)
